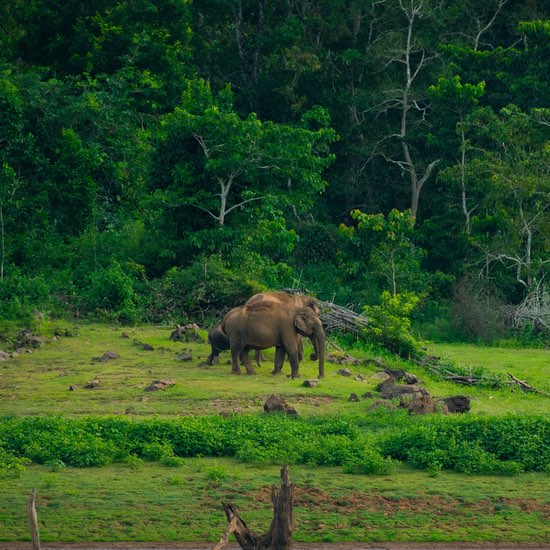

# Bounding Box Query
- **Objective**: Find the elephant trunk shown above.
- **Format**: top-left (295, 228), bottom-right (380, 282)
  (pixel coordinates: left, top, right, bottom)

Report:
top-left (313, 322), bottom-right (325, 378)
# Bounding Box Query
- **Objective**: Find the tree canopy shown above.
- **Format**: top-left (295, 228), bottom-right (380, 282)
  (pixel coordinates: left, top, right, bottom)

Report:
top-left (0, 0), bottom-right (548, 341)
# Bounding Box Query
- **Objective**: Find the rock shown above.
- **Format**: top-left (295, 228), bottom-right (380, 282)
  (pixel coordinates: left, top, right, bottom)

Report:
top-left (0, 351), bottom-right (10, 361)
top-left (169, 324), bottom-right (204, 343)
top-left (348, 393), bottom-right (359, 402)
top-left (354, 374), bottom-right (366, 382)
top-left (441, 395), bottom-right (471, 413)
top-left (16, 330), bottom-right (46, 348)
top-left (84, 380), bottom-right (100, 389)
top-left (384, 368), bottom-right (419, 384)
top-left (362, 391), bottom-right (374, 399)
top-left (370, 371), bottom-right (391, 381)
top-left (134, 340), bottom-right (154, 351)
top-left (121, 332), bottom-right (130, 339)
top-left (337, 368), bottom-right (352, 377)
top-left (92, 351), bottom-right (119, 363)
top-left (176, 350), bottom-right (193, 361)
top-left (125, 407), bottom-right (136, 415)
top-left (144, 379), bottom-right (175, 391)
top-left (263, 394), bottom-right (298, 415)
top-left (377, 378), bottom-right (437, 415)
top-left (403, 393), bottom-right (436, 415)
top-left (303, 379), bottom-right (319, 388)
top-left (68, 385), bottom-right (77, 391)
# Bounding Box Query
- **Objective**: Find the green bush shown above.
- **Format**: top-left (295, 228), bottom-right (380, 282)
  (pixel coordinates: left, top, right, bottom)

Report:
top-left (362, 291), bottom-right (424, 358)
top-left (0, 413), bottom-right (547, 475)
top-left (342, 450), bottom-right (397, 475)
top-left (82, 261), bottom-right (139, 321)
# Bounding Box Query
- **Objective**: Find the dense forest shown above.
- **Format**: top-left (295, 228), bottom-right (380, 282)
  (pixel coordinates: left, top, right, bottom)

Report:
top-left (0, 0), bottom-right (548, 344)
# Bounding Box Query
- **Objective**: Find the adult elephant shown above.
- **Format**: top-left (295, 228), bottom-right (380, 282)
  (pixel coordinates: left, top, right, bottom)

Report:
top-left (245, 292), bottom-right (321, 361)
top-left (221, 302), bottom-right (325, 378)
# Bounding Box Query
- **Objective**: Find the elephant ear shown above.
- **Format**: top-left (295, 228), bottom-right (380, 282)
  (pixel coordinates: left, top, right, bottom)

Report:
top-left (294, 312), bottom-right (309, 333)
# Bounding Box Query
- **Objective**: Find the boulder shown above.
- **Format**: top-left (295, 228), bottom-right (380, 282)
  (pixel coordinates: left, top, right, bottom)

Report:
top-left (348, 393), bottom-right (359, 402)
top-left (145, 379), bottom-right (176, 391)
top-left (337, 368), bottom-right (352, 377)
top-left (263, 394), bottom-right (297, 415)
top-left (384, 368), bottom-right (419, 384)
top-left (92, 351), bottom-right (119, 363)
top-left (441, 395), bottom-right (471, 413)
top-left (134, 340), bottom-right (154, 351)
top-left (176, 350), bottom-right (193, 361)
top-left (169, 324), bottom-right (204, 343)
top-left (303, 379), bottom-right (319, 388)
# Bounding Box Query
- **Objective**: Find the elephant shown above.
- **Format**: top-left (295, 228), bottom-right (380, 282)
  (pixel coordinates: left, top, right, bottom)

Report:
top-left (221, 302), bottom-right (325, 378)
top-left (245, 292), bottom-right (321, 361)
top-left (206, 323), bottom-right (229, 366)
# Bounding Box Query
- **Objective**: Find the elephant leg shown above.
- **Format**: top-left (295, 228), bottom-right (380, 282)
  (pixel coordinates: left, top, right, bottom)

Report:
top-left (240, 350), bottom-right (257, 375)
top-left (287, 349), bottom-right (301, 379)
top-left (272, 346), bottom-right (286, 375)
top-left (230, 347), bottom-right (242, 374)
top-left (206, 349), bottom-right (220, 366)
top-left (297, 335), bottom-right (304, 361)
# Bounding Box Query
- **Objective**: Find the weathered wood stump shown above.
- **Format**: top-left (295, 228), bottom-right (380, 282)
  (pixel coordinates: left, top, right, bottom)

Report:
top-left (27, 488), bottom-right (41, 550)
top-left (215, 465), bottom-right (294, 550)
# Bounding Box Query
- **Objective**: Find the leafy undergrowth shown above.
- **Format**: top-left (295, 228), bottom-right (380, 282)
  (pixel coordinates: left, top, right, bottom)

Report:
top-left (1, 412), bottom-right (548, 477)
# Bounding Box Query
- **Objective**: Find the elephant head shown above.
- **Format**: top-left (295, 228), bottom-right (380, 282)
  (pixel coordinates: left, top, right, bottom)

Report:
top-left (293, 307), bottom-right (325, 378)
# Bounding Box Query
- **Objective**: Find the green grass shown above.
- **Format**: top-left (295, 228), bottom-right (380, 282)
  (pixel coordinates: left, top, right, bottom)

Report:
top-left (1, 459), bottom-right (548, 543)
top-left (426, 342), bottom-right (550, 415)
top-left (1, 323), bottom-right (548, 417)
top-left (1, 322), bottom-right (549, 544)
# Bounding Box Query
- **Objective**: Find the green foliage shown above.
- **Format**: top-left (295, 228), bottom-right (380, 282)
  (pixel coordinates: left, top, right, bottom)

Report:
top-left (1, 413), bottom-right (548, 477)
top-left (144, 255), bottom-right (263, 321)
top-left (381, 415), bottom-right (549, 475)
top-left (82, 261), bottom-right (140, 323)
top-left (362, 291), bottom-right (424, 358)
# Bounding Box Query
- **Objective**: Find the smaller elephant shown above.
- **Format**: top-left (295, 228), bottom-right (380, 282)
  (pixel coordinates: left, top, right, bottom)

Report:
top-left (206, 323), bottom-right (229, 365)
top-left (206, 319), bottom-right (263, 367)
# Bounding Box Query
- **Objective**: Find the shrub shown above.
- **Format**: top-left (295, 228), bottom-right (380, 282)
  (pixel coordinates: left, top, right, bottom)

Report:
top-left (362, 291), bottom-right (424, 358)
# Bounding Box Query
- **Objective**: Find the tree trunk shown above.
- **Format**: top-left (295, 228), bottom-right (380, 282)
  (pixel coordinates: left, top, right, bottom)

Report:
top-left (215, 465), bottom-right (294, 550)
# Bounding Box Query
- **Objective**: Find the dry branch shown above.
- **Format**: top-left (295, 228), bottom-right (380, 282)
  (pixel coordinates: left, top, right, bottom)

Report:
top-left (318, 301), bottom-right (370, 334)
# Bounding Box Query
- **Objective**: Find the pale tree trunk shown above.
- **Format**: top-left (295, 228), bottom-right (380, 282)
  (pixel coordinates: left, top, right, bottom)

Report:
top-left (396, 0), bottom-right (439, 221)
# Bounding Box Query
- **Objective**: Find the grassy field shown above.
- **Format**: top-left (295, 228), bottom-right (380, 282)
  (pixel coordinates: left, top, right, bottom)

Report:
top-left (0, 322), bottom-right (549, 544)
top-left (1, 323), bottom-right (548, 417)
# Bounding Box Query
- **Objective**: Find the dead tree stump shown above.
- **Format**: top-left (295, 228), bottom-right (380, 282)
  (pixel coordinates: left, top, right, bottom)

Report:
top-left (215, 465), bottom-right (294, 550)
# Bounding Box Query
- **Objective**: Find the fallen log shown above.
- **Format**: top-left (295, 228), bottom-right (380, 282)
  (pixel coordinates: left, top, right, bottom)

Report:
top-left (215, 465), bottom-right (294, 550)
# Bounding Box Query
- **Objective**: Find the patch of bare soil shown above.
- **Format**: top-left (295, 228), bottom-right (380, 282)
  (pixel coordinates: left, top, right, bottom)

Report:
top-left (250, 485), bottom-right (549, 519)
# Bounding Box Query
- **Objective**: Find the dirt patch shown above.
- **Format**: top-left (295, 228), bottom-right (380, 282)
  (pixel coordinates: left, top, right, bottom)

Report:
top-left (252, 485), bottom-right (550, 518)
